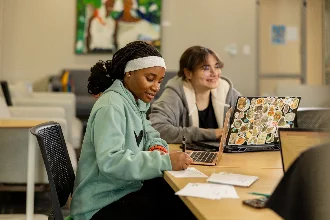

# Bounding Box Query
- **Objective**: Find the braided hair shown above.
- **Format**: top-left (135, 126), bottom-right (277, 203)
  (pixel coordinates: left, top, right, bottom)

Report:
top-left (88, 41), bottom-right (162, 95)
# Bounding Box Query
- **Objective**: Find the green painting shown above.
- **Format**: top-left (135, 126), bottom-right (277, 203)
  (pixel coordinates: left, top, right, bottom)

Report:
top-left (75, 0), bottom-right (162, 54)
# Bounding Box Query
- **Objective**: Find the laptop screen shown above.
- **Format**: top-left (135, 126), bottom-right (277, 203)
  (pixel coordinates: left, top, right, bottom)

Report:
top-left (279, 128), bottom-right (330, 172)
top-left (226, 96), bottom-right (301, 146)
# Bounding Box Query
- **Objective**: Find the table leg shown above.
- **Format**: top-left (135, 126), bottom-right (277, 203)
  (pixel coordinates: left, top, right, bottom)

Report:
top-left (26, 132), bottom-right (36, 220)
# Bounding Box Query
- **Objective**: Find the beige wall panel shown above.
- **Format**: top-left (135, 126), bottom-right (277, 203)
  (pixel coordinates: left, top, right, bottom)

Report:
top-left (259, 0), bottom-right (301, 74)
top-left (259, 78), bottom-right (301, 96)
top-left (0, 0), bottom-right (257, 95)
top-left (0, 0), bottom-right (3, 80)
top-left (306, 0), bottom-right (324, 84)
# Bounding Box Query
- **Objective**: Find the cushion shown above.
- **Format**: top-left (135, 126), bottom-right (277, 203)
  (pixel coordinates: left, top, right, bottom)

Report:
top-left (76, 96), bottom-right (96, 118)
top-left (66, 70), bottom-right (91, 96)
top-left (0, 97), bottom-right (11, 118)
top-left (10, 82), bottom-right (33, 99)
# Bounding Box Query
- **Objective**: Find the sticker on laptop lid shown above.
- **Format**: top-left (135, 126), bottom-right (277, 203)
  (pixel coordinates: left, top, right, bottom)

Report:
top-left (228, 96), bottom-right (301, 146)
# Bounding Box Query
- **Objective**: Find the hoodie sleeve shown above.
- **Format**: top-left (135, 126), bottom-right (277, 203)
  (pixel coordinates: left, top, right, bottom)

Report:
top-left (143, 117), bottom-right (169, 151)
top-left (92, 105), bottom-right (172, 181)
top-left (150, 89), bottom-right (216, 144)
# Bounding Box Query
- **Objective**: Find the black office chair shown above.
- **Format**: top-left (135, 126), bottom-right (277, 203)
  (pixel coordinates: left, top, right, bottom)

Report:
top-left (30, 121), bottom-right (75, 220)
top-left (267, 143), bottom-right (330, 220)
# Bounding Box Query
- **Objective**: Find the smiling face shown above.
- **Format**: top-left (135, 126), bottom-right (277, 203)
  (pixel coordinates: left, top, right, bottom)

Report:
top-left (184, 54), bottom-right (221, 91)
top-left (123, 66), bottom-right (165, 103)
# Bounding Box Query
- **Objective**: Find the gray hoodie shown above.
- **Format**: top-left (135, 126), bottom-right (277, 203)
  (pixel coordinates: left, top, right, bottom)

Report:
top-left (150, 76), bottom-right (241, 144)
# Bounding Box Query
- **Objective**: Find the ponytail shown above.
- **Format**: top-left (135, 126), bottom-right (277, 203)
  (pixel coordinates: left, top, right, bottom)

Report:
top-left (87, 41), bottom-right (162, 95)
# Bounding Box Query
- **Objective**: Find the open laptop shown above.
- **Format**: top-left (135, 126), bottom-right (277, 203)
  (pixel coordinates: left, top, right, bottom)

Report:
top-left (184, 107), bottom-right (233, 166)
top-left (224, 96), bottom-right (301, 153)
top-left (184, 96), bottom-right (301, 153)
top-left (279, 128), bottom-right (330, 173)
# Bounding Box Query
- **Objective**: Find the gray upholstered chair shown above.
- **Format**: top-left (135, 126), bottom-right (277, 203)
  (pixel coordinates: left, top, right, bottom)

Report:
top-left (297, 108), bottom-right (330, 129)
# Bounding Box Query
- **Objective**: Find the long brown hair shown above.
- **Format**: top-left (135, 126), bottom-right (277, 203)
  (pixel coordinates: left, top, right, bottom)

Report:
top-left (177, 46), bottom-right (224, 79)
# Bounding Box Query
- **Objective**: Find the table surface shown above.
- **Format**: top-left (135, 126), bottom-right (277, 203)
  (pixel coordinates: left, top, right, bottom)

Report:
top-left (0, 119), bottom-right (47, 128)
top-left (164, 144), bottom-right (283, 220)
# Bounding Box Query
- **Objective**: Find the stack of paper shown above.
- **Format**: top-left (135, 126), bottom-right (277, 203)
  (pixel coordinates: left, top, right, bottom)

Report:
top-left (167, 167), bottom-right (208, 178)
top-left (207, 172), bottom-right (259, 187)
top-left (175, 183), bottom-right (239, 200)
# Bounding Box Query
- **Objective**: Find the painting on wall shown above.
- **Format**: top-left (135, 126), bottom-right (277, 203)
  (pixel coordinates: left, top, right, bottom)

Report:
top-left (75, 0), bottom-right (162, 54)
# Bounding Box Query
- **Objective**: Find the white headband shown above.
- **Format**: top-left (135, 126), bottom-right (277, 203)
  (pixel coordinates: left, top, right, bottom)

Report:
top-left (124, 56), bottom-right (166, 73)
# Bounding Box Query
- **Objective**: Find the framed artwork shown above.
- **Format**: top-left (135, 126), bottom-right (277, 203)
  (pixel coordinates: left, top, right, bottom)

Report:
top-left (75, 0), bottom-right (162, 54)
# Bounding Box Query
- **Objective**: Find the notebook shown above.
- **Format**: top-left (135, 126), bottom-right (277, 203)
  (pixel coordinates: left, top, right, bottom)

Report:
top-left (207, 172), bottom-right (259, 187)
top-left (279, 128), bottom-right (330, 173)
top-left (184, 107), bottom-right (233, 166)
top-left (224, 96), bottom-right (301, 153)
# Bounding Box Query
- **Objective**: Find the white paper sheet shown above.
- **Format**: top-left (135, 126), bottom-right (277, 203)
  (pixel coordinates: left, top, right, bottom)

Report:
top-left (286, 27), bottom-right (298, 41)
top-left (207, 172), bottom-right (259, 187)
top-left (175, 183), bottom-right (239, 200)
top-left (167, 167), bottom-right (208, 178)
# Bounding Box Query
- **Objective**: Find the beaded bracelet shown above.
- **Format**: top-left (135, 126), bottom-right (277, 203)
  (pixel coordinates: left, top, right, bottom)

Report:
top-left (149, 145), bottom-right (168, 154)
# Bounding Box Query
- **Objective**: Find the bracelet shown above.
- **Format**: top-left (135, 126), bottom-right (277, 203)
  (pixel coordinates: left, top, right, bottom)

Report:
top-left (149, 145), bottom-right (168, 154)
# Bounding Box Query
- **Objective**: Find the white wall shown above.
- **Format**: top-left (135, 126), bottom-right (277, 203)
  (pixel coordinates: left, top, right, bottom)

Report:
top-left (0, 0), bottom-right (257, 95)
top-left (0, 0), bottom-right (3, 80)
top-left (326, 0), bottom-right (330, 63)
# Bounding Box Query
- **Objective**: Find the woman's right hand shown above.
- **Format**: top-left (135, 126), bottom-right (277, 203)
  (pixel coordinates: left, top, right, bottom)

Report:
top-left (214, 128), bottom-right (223, 139)
top-left (169, 152), bottom-right (193, 171)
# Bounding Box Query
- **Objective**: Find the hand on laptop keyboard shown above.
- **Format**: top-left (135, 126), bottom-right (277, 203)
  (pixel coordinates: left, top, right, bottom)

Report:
top-left (169, 152), bottom-right (193, 170)
top-left (215, 128), bottom-right (224, 139)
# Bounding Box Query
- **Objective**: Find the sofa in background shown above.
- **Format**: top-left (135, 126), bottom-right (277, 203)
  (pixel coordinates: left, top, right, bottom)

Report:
top-left (49, 69), bottom-right (96, 121)
top-left (1, 81), bottom-right (83, 150)
top-left (50, 70), bottom-right (178, 120)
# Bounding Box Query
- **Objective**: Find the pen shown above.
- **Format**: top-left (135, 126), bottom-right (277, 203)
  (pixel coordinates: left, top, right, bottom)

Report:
top-left (182, 136), bottom-right (186, 152)
top-left (248, 192), bottom-right (271, 198)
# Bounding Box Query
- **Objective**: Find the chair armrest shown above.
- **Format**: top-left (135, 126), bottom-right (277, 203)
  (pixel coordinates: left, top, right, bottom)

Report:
top-left (33, 92), bottom-right (75, 102)
top-left (14, 97), bottom-right (74, 116)
top-left (32, 92), bottom-right (76, 112)
top-left (9, 106), bottom-right (65, 119)
top-left (13, 98), bottom-right (74, 142)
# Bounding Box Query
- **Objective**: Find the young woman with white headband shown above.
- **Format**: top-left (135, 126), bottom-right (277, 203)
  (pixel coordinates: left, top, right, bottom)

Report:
top-left (150, 46), bottom-right (241, 144)
top-left (70, 41), bottom-right (195, 220)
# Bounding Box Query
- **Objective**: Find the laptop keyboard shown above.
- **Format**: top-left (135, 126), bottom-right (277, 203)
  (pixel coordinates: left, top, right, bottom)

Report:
top-left (190, 151), bottom-right (217, 163)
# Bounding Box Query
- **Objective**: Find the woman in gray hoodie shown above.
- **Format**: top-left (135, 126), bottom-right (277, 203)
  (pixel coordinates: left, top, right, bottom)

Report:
top-left (149, 46), bottom-right (241, 144)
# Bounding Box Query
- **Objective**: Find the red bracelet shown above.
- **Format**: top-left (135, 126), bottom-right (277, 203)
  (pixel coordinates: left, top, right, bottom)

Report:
top-left (149, 145), bottom-right (168, 154)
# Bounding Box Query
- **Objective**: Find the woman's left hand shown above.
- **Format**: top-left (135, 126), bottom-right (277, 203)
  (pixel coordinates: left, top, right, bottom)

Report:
top-left (214, 128), bottom-right (223, 139)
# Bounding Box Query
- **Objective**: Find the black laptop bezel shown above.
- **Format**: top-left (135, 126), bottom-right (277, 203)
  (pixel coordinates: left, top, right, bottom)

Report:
top-left (278, 127), bottom-right (330, 173)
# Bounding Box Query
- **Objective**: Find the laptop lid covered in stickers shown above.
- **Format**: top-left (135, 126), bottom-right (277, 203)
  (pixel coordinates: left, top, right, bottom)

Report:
top-left (226, 96), bottom-right (301, 148)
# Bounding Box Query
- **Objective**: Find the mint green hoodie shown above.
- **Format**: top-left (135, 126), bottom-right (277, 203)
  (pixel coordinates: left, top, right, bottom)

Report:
top-left (70, 80), bottom-right (172, 220)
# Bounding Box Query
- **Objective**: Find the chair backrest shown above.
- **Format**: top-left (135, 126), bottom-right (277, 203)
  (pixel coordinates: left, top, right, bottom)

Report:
top-left (0, 96), bottom-right (11, 118)
top-left (0, 80), bottom-right (13, 106)
top-left (275, 84), bottom-right (330, 107)
top-left (30, 121), bottom-right (75, 220)
top-left (154, 71), bottom-right (177, 101)
top-left (64, 69), bottom-right (91, 96)
top-left (297, 108), bottom-right (330, 129)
